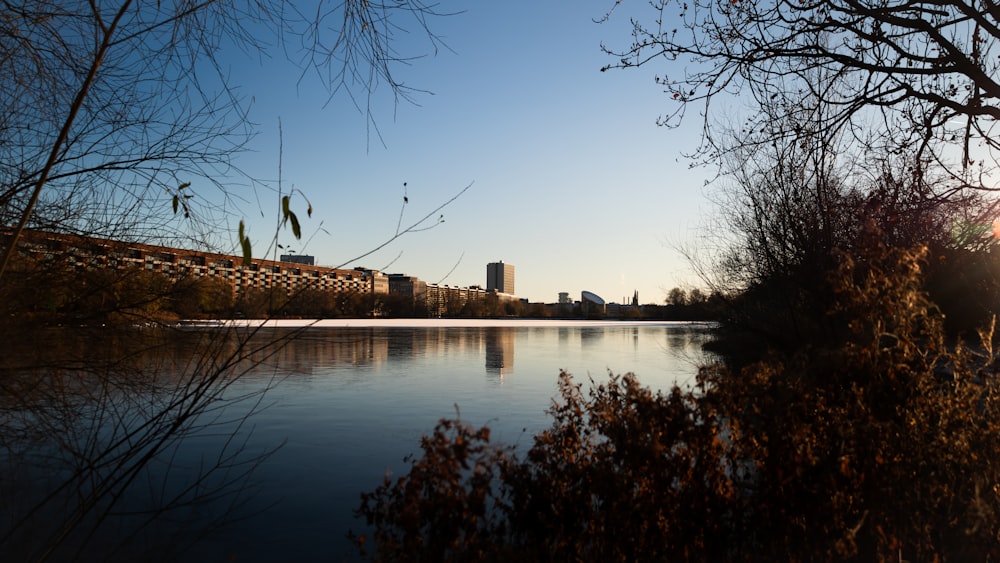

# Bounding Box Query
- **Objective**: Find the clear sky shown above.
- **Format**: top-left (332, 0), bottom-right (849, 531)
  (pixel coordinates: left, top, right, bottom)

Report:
top-left (223, 1), bottom-right (712, 305)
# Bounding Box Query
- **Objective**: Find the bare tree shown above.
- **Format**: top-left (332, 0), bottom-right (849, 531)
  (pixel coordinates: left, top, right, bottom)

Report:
top-left (602, 0), bottom-right (1000, 184)
top-left (699, 81), bottom-right (1000, 352)
top-left (0, 0), bottom-right (450, 277)
top-left (0, 2), bottom-right (455, 560)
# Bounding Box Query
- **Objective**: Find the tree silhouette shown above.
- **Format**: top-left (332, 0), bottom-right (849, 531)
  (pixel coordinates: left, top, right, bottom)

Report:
top-left (603, 0), bottom-right (1000, 183)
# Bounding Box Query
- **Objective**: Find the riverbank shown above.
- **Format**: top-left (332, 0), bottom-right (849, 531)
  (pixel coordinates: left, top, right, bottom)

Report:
top-left (183, 318), bottom-right (717, 329)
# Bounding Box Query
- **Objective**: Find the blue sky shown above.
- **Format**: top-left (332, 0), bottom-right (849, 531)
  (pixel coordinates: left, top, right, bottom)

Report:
top-left (224, 2), bottom-right (712, 304)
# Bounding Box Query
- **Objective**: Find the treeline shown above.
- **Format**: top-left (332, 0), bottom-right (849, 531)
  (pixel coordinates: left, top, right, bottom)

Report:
top-left (0, 256), bottom-right (379, 324)
top-left (640, 287), bottom-right (725, 321)
top-left (2, 250), bottom-right (731, 324)
top-left (0, 256), bottom-right (560, 324)
top-left (2, 258), bottom-right (229, 325)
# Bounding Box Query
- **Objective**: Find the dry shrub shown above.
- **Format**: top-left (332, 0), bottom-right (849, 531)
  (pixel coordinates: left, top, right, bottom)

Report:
top-left (355, 244), bottom-right (1000, 561)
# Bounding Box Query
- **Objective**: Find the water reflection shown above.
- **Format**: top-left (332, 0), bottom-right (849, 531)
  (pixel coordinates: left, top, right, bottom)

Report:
top-left (485, 327), bottom-right (515, 379)
top-left (579, 326), bottom-right (606, 343)
top-left (2, 322), bottom-right (715, 562)
top-left (249, 323), bottom-right (716, 388)
top-left (251, 326), bottom-right (527, 379)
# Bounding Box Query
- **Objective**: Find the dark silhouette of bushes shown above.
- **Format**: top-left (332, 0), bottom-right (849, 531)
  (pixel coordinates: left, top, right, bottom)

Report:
top-left (354, 242), bottom-right (1000, 561)
top-left (0, 252), bottom-right (234, 325)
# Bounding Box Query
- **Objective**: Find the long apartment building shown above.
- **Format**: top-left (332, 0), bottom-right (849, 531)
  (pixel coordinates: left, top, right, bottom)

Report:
top-left (7, 229), bottom-right (388, 297)
top-left (6, 230), bottom-right (515, 315)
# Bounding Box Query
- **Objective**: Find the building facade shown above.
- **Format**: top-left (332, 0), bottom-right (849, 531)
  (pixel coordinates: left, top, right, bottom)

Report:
top-left (280, 254), bottom-right (315, 266)
top-left (8, 230), bottom-right (388, 298)
top-left (7, 230), bottom-right (519, 317)
top-left (486, 261), bottom-right (515, 294)
top-left (388, 274), bottom-right (428, 305)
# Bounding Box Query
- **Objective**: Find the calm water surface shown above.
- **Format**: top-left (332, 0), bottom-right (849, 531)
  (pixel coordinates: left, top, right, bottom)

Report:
top-left (182, 321), bottom-right (715, 561)
top-left (20, 321), bottom-right (708, 560)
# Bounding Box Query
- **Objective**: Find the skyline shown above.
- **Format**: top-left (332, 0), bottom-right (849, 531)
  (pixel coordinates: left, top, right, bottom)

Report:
top-left (212, 2), bottom-right (713, 304)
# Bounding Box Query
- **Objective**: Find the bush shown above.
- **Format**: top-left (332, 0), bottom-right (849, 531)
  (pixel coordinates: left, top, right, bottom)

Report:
top-left (354, 243), bottom-right (1000, 561)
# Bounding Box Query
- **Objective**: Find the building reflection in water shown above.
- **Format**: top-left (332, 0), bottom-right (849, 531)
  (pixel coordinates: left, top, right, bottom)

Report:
top-left (484, 327), bottom-right (515, 380)
top-left (195, 325), bottom-right (717, 384)
top-left (579, 326), bottom-right (605, 344)
top-left (262, 327), bottom-right (518, 381)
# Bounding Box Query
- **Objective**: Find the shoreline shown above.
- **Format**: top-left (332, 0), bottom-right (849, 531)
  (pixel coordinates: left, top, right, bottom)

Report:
top-left (181, 318), bottom-right (716, 329)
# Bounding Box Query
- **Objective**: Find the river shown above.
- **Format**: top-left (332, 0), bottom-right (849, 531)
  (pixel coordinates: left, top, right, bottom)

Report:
top-left (1, 320), bottom-right (715, 561)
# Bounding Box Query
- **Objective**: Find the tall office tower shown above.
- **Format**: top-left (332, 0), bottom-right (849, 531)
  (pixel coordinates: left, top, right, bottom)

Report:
top-left (486, 261), bottom-right (515, 294)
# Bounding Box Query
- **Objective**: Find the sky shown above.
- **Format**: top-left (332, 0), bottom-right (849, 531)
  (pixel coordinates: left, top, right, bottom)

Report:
top-left (221, 1), bottom-right (714, 305)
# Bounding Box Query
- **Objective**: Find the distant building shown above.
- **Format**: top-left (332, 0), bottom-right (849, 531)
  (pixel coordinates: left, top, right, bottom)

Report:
top-left (558, 292), bottom-right (571, 304)
top-left (9, 229), bottom-right (529, 318)
top-left (280, 254), bottom-right (314, 266)
top-left (8, 229), bottom-right (386, 299)
top-left (486, 261), bottom-right (515, 294)
top-left (356, 268), bottom-right (389, 294)
top-left (388, 273), bottom-right (427, 304)
top-left (581, 290), bottom-right (606, 317)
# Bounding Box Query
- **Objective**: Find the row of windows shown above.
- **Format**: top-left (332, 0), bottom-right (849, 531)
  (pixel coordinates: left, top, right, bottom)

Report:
top-left (13, 233), bottom-right (525, 305)
top-left (15, 236), bottom-right (389, 294)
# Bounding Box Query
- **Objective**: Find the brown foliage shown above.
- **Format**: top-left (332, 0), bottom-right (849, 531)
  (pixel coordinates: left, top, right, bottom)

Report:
top-left (355, 243), bottom-right (1000, 561)
top-left (353, 418), bottom-right (515, 562)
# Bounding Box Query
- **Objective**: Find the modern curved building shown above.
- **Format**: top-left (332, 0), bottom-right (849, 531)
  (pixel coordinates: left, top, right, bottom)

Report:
top-left (581, 290), bottom-right (606, 317)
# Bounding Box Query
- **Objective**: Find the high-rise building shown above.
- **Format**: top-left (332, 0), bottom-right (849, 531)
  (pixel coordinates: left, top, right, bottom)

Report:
top-left (486, 261), bottom-right (515, 294)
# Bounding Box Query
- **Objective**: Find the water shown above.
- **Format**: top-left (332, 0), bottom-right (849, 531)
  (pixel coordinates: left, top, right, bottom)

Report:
top-left (2, 320), bottom-right (714, 561)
